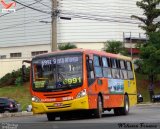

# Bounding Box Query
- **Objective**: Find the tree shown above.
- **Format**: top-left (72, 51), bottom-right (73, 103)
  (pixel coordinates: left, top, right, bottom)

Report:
top-left (58, 43), bottom-right (77, 50)
top-left (135, 32), bottom-right (160, 101)
top-left (131, 0), bottom-right (160, 35)
top-left (104, 41), bottom-right (127, 55)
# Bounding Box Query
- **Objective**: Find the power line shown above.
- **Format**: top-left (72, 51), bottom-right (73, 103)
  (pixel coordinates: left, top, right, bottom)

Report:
top-left (12, 0), bottom-right (51, 14)
top-left (0, 0), bottom-right (42, 18)
top-left (34, 0), bottom-right (52, 9)
top-left (0, 16), bottom-right (51, 31)
top-left (59, 10), bottom-right (139, 21)
top-left (59, 12), bottom-right (141, 24)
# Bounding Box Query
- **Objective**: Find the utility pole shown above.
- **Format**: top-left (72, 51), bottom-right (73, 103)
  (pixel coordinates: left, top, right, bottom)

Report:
top-left (130, 32), bottom-right (133, 59)
top-left (51, 0), bottom-right (58, 51)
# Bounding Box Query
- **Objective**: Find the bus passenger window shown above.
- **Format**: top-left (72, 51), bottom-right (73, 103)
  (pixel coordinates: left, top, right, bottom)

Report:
top-left (111, 59), bottom-right (120, 79)
top-left (127, 61), bottom-right (134, 79)
top-left (128, 71), bottom-right (134, 79)
top-left (112, 69), bottom-right (120, 79)
top-left (127, 62), bottom-right (132, 70)
top-left (111, 59), bottom-right (116, 68)
top-left (122, 70), bottom-right (128, 79)
top-left (103, 68), bottom-right (112, 78)
top-left (102, 57), bottom-right (112, 78)
top-left (102, 57), bottom-right (108, 67)
top-left (94, 56), bottom-right (103, 78)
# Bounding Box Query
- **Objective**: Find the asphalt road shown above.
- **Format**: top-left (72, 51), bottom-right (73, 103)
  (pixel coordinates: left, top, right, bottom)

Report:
top-left (1, 104), bottom-right (160, 129)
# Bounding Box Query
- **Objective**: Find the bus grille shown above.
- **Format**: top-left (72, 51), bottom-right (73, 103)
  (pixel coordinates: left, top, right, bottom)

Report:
top-left (46, 103), bottom-right (71, 109)
top-left (44, 92), bottom-right (72, 98)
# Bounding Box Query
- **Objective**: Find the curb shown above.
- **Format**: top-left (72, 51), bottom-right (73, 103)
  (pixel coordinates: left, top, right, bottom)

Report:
top-left (136, 102), bottom-right (160, 106)
top-left (0, 111), bottom-right (33, 118)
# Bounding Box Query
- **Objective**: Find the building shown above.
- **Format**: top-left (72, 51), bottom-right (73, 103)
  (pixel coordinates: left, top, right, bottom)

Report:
top-left (0, 0), bottom-right (146, 78)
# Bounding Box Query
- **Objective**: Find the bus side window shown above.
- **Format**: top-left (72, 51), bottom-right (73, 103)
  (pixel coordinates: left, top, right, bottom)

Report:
top-left (117, 60), bottom-right (123, 79)
top-left (93, 55), bottom-right (103, 78)
top-left (102, 57), bottom-right (112, 78)
top-left (120, 60), bottom-right (128, 79)
top-left (127, 61), bottom-right (134, 80)
top-left (111, 58), bottom-right (120, 79)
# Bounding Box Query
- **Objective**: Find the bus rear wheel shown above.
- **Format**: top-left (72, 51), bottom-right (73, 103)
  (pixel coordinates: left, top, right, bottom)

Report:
top-left (94, 96), bottom-right (103, 118)
top-left (121, 95), bottom-right (129, 115)
top-left (114, 108), bottom-right (121, 116)
top-left (114, 95), bottom-right (129, 116)
top-left (47, 113), bottom-right (56, 121)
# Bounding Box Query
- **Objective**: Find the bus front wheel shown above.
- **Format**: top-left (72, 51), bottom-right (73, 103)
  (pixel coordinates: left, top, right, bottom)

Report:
top-left (94, 96), bottom-right (103, 118)
top-left (47, 113), bottom-right (56, 121)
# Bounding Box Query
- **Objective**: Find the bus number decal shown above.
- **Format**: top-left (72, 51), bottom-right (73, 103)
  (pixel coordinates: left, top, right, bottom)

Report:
top-left (63, 77), bottom-right (81, 85)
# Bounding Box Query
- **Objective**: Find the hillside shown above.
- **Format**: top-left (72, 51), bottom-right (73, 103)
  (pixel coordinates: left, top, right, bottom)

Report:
top-left (0, 83), bottom-right (31, 110)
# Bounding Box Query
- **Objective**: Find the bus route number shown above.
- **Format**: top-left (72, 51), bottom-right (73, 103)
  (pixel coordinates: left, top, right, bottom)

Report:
top-left (63, 77), bottom-right (82, 85)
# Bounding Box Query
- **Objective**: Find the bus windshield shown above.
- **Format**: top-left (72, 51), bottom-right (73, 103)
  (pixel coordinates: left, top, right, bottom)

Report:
top-left (32, 54), bottom-right (83, 91)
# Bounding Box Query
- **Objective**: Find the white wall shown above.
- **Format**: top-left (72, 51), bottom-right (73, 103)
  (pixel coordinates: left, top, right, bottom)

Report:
top-left (0, 44), bottom-right (51, 58)
top-left (57, 0), bottom-right (145, 43)
top-left (0, 58), bottom-right (30, 78)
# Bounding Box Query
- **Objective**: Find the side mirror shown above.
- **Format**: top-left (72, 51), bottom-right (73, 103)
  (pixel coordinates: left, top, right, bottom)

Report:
top-left (22, 65), bottom-right (27, 82)
top-left (22, 60), bottom-right (31, 82)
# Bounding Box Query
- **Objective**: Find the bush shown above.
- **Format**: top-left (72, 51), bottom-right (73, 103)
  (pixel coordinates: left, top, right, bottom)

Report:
top-left (58, 43), bottom-right (77, 50)
top-left (0, 67), bottom-right (30, 87)
top-left (15, 77), bottom-right (23, 86)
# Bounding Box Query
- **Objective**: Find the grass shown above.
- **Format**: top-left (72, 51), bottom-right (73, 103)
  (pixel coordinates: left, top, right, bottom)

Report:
top-left (0, 83), bottom-right (31, 111)
top-left (136, 73), bottom-right (160, 102)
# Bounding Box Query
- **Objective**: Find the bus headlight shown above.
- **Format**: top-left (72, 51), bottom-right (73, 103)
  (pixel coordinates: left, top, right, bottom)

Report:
top-left (76, 89), bottom-right (87, 98)
top-left (32, 96), bottom-right (41, 102)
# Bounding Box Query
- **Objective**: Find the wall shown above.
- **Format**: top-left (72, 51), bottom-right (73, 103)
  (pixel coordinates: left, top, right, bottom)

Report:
top-left (0, 58), bottom-right (30, 78)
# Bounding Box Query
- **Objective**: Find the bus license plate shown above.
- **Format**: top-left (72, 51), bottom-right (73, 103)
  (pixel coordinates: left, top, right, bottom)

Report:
top-left (54, 103), bottom-right (62, 107)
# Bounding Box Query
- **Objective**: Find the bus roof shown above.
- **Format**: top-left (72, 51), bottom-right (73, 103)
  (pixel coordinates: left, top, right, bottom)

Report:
top-left (33, 49), bottom-right (132, 61)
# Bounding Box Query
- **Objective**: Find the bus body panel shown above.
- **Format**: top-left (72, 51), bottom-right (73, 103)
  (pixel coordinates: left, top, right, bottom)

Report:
top-left (32, 96), bottom-right (89, 114)
top-left (103, 94), bottom-right (124, 108)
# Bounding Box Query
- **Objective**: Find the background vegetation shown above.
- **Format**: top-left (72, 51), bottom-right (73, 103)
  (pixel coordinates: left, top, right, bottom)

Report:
top-left (0, 83), bottom-right (31, 110)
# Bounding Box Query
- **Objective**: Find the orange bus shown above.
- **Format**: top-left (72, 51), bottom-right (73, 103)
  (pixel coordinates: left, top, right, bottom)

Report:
top-left (24, 49), bottom-right (137, 121)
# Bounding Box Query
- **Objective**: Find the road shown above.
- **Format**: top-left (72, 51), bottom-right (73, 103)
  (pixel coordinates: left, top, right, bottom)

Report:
top-left (0, 104), bottom-right (160, 129)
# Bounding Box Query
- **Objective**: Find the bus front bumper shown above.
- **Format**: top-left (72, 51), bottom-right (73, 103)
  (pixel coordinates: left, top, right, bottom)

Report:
top-left (32, 96), bottom-right (89, 114)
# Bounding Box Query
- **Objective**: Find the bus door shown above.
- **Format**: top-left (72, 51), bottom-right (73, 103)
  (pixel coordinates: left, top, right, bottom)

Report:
top-left (86, 55), bottom-right (97, 109)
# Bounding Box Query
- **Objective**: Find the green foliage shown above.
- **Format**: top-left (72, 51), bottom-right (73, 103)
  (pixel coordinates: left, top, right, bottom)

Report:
top-left (15, 77), bottom-right (23, 86)
top-left (0, 67), bottom-right (30, 87)
top-left (58, 43), bottom-right (77, 50)
top-left (131, 0), bottom-right (160, 35)
top-left (104, 40), bottom-right (127, 55)
top-left (135, 32), bottom-right (160, 81)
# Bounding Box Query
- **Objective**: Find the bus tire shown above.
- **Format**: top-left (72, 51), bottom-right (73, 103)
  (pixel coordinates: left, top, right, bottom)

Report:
top-left (94, 96), bottom-right (103, 118)
top-left (47, 113), bottom-right (56, 121)
top-left (114, 108), bottom-right (121, 116)
top-left (121, 95), bottom-right (129, 115)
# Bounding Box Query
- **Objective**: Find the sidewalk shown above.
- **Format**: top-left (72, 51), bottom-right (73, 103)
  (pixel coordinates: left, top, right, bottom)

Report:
top-left (0, 111), bottom-right (33, 118)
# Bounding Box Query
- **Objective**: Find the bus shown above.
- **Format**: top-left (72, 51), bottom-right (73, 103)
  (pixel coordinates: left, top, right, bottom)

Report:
top-left (23, 49), bottom-right (137, 121)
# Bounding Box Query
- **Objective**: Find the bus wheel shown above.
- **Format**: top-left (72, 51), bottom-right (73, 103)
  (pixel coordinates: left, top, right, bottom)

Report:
top-left (114, 108), bottom-right (121, 116)
top-left (94, 96), bottom-right (103, 118)
top-left (47, 113), bottom-right (56, 121)
top-left (121, 95), bottom-right (129, 115)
